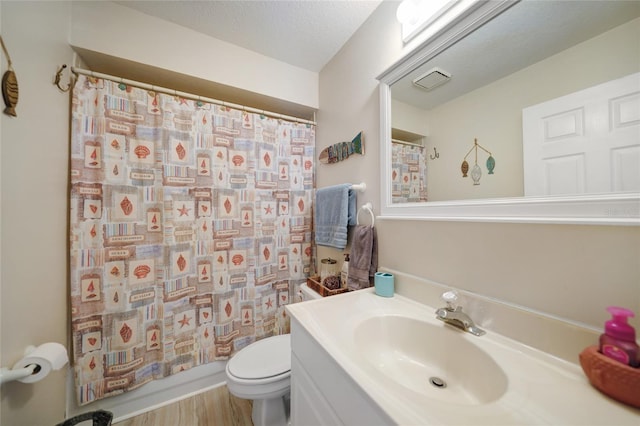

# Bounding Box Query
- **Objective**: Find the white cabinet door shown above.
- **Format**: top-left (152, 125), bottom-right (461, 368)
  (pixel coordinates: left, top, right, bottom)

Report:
top-left (290, 354), bottom-right (343, 426)
top-left (523, 73), bottom-right (640, 196)
top-left (290, 319), bottom-right (394, 426)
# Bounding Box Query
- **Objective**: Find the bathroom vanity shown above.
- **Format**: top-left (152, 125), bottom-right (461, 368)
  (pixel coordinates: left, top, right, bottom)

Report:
top-left (289, 320), bottom-right (392, 425)
top-left (286, 274), bottom-right (640, 425)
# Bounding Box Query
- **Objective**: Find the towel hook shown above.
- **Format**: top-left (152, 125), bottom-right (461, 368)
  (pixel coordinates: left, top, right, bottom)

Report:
top-left (356, 202), bottom-right (375, 226)
top-left (430, 147), bottom-right (439, 160)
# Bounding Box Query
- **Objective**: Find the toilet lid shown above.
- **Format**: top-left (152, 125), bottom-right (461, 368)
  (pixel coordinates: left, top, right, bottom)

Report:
top-left (228, 334), bottom-right (291, 380)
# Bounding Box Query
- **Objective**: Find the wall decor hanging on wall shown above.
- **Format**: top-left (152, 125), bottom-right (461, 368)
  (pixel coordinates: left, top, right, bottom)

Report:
top-left (0, 36), bottom-right (18, 117)
top-left (318, 131), bottom-right (364, 164)
top-left (461, 138), bottom-right (495, 185)
top-left (69, 73), bottom-right (315, 404)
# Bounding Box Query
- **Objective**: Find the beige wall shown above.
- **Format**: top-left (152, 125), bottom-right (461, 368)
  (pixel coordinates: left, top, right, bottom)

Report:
top-left (318, 2), bottom-right (640, 332)
top-left (0, 2), bottom-right (317, 425)
top-left (424, 18), bottom-right (640, 201)
top-left (1, 1), bottom-right (638, 424)
top-left (316, 1), bottom-right (401, 266)
top-left (70, 1), bottom-right (319, 114)
top-left (391, 98), bottom-right (430, 138)
top-left (1, 2), bottom-right (74, 425)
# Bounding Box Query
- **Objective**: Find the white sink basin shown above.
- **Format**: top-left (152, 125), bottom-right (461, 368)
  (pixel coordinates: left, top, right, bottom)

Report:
top-left (287, 288), bottom-right (640, 425)
top-left (354, 315), bottom-right (508, 405)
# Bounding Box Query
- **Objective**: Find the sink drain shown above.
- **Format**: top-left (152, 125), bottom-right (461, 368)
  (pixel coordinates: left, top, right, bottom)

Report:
top-left (429, 377), bottom-right (447, 388)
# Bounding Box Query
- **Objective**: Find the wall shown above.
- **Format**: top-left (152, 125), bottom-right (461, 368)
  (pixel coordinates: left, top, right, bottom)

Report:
top-left (0, 2), bottom-right (320, 425)
top-left (391, 98), bottom-right (429, 138)
top-left (425, 18), bottom-right (640, 201)
top-left (316, 1), bottom-right (398, 266)
top-left (0, 1), bottom-right (637, 424)
top-left (318, 2), bottom-right (640, 331)
top-left (70, 1), bottom-right (318, 118)
top-left (0, 2), bottom-right (74, 425)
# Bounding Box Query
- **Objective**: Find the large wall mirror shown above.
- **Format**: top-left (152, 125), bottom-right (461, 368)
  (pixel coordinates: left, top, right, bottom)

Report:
top-left (378, 0), bottom-right (640, 224)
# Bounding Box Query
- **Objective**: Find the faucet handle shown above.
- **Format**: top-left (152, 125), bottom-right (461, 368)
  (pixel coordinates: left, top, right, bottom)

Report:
top-left (441, 290), bottom-right (459, 310)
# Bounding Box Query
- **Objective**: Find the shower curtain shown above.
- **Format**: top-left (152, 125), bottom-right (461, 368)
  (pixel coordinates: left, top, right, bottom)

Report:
top-left (391, 141), bottom-right (428, 202)
top-left (69, 74), bottom-right (315, 405)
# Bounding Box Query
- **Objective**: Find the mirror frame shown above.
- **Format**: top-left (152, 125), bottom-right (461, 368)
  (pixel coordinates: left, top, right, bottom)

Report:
top-left (378, 0), bottom-right (640, 225)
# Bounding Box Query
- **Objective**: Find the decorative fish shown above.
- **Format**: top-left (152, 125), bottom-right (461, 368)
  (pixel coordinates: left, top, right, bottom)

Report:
top-left (2, 70), bottom-right (18, 116)
top-left (461, 160), bottom-right (469, 177)
top-left (486, 155), bottom-right (496, 174)
top-left (318, 131), bottom-right (364, 164)
top-left (0, 36), bottom-right (18, 117)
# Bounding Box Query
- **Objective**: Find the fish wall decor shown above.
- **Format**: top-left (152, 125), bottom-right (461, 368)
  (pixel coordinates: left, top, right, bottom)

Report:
top-left (0, 36), bottom-right (18, 117)
top-left (318, 131), bottom-right (364, 164)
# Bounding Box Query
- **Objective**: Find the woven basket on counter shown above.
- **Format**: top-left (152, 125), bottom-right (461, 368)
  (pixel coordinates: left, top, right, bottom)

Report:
top-left (579, 345), bottom-right (640, 408)
top-left (306, 276), bottom-right (348, 297)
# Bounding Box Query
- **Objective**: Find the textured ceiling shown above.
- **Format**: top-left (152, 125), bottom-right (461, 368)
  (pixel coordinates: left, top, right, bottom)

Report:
top-left (391, 0), bottom-right (640, 110)
top-left (115, 0), bottom-right (384, 72)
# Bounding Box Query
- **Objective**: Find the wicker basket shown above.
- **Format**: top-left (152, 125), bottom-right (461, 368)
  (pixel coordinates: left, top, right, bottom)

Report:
top-left (579, 345), bottom-right (640, 408)
top-left (306, 276), bottom-right (348, 297)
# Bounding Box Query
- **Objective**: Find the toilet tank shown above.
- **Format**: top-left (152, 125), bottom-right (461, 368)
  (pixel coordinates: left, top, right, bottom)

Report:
top-left (299, 283), bottom-right (322, 301)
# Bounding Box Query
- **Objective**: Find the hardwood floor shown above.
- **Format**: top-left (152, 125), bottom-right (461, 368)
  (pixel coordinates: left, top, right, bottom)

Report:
top-left (115, 385), bottom-right (253, 426)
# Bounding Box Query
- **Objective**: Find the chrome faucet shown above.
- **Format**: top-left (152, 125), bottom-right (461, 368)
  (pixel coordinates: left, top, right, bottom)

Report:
top-left (435, 290), bottom-right (485, 336)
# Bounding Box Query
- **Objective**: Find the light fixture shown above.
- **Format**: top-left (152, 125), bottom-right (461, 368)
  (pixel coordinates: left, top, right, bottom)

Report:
top-left (396, 0), bottom-right (421, 26)
top-left (396, 0), bottom-right (478, 42)
top-left (396, 0), bottom-right (454, 25)
top-left (412, 67), bottom-right (451, 91)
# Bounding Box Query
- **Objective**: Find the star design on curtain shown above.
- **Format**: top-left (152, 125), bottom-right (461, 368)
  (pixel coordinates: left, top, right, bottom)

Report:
top-left (177, 204), bottom-right (191, 216)
top-left (178, 314), bottom-right (191, 328)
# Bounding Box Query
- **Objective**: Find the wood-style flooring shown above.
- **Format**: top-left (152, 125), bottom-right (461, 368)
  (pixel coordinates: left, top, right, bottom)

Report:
top-left (114, 385), bottom-right (253, 426)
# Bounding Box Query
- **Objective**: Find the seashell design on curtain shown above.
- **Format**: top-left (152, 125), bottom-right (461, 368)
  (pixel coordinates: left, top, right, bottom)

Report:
top-left (69, 74), bottom-right (315, 405)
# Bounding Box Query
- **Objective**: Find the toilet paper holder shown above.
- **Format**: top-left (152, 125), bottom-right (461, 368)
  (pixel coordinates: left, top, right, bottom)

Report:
top-left (0, 364), bottom-right (38, 385)
top-left (0, 343), bottom-right (68, 385)
top-left (1, 346), bottom-right (40, 385)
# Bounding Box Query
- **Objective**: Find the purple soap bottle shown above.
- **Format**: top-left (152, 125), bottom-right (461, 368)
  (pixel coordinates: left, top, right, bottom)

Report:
top-left (599, 306), bottom-right (639, 367)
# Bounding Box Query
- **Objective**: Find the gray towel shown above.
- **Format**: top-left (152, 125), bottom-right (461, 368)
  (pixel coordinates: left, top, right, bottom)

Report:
top-left (347, 225), bottom-right (378, 290)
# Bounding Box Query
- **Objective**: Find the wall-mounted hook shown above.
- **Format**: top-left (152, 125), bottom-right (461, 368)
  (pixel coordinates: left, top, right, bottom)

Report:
top-left (54, 64), bottom-right (71, 92)
top-left (430, 147), bottom-right (440, 160)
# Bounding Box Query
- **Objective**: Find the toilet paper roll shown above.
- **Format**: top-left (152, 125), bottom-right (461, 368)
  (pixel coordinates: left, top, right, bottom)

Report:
top-left (12, 342), bottom-right (69, 383)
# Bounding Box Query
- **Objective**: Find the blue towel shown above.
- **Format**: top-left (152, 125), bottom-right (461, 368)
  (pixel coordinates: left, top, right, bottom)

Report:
top-left (314, 184), bottom-right (356, 249)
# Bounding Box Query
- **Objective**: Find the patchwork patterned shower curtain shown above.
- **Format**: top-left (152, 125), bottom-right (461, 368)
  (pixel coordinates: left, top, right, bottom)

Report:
top-left (391, 141), bottom-right (428, 203)
top-left (69, 74), bottom-right (315, 405)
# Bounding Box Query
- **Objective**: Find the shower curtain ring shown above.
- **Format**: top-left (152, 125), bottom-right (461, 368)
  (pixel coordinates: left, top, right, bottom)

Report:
top-left (54, 64), bottom-right (71, 92)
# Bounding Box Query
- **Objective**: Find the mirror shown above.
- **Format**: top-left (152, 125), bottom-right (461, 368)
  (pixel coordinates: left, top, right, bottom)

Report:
top-left (378, 0), bottom-right (640, 224)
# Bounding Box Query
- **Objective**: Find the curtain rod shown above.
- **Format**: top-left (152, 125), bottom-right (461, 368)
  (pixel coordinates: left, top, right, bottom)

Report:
top-left (391, 138), bottom-right (423, 147)
top-left (71, 67), bottom-right (317, 126)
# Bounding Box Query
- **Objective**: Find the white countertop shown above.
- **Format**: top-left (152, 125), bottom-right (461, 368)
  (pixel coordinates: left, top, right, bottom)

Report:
top-left (287, 288), bottom-right (640, 425)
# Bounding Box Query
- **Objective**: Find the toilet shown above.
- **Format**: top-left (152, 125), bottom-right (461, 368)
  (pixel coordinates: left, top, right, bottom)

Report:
top-left (225, 283), bottom-right (321, 426)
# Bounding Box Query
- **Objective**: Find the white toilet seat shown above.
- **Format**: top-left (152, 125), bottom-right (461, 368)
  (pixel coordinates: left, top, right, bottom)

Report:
top-left (225, 334), bottom-right (292, 402)
top-left (227, 334), bottom-right (291, 381)
top-left (226, 368), bottom-right (290, 386)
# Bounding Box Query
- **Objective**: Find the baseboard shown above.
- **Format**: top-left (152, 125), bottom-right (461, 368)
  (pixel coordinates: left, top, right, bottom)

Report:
top-left (65, 361), bottom-right (227, 422)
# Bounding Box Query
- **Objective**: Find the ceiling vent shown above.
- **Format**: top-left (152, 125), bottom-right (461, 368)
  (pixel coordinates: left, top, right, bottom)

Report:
top-left (413, 67), bottom-right (451, 91)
